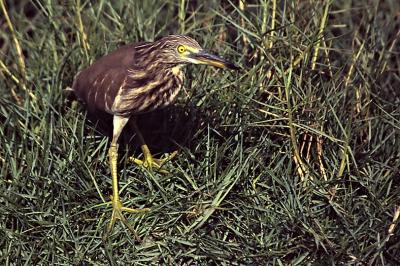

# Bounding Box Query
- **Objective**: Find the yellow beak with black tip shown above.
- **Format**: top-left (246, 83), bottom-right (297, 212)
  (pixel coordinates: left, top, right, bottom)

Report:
top-left (189, 50), bottom-right (240, 70)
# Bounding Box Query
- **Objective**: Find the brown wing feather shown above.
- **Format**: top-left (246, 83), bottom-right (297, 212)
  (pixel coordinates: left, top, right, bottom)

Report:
top-left (72, 44), bottom-right (145, 115)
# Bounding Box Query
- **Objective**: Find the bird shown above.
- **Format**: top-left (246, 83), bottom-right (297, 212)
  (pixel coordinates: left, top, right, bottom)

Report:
top-left (72, 35), bottom-right (238, 236)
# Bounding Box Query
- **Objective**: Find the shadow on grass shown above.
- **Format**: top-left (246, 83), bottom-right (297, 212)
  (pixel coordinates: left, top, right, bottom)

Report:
top-left (81, 104), bottom-right (203, 158)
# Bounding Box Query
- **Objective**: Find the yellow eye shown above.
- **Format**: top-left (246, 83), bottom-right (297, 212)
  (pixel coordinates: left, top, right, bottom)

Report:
top-left (177, 45), bottom-right (186, 53)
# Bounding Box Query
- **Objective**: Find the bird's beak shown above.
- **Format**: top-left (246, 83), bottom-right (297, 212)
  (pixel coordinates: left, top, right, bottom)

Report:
top-left (190, 50), bottom-right (240, 70)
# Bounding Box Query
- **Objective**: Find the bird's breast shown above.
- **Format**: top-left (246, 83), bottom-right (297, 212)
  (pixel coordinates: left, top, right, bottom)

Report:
top-left (156, 67), bottom-right (184, 109)
top-left (111, 67), bottom-right (184, 116)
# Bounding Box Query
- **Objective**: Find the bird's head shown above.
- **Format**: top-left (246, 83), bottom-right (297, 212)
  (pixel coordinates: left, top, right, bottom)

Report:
top-left (156, 35), bottom-right (239, 70)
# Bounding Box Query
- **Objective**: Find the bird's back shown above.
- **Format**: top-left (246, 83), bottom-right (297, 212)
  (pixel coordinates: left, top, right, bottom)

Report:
top-left (72, 43), bottom-right (144, 115)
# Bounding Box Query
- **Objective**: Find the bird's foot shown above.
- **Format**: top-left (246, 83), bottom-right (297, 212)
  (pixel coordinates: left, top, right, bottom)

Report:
top-left (129, 149), bottom-right (178, 172)
top-left (105, 196), bottom-right (150, 240)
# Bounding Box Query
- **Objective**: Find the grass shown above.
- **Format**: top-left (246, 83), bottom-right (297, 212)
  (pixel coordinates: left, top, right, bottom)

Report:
top-left (1, 0), bottom-right (400, 264)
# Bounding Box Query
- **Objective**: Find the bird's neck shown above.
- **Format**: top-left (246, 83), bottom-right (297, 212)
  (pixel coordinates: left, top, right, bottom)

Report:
top-left (170, 64), bottom-right (184, 76)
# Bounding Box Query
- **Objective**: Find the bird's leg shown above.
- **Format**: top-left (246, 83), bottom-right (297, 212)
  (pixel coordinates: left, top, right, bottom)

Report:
top-left (106, 116), bottom-right (150, 238)
top-left (129, 119), bottom-right (177, 170)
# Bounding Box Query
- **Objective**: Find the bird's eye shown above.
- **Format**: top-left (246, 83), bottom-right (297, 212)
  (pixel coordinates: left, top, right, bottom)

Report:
top-left (177, 45), bottom-right (186, 53)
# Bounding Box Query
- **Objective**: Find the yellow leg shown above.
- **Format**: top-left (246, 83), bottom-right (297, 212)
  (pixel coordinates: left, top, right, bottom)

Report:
top-left (129, 120), bottom-right (177, 170)
top-left (105, 116), bottom-right (150, 239)
top-left (107, 144), bottom-right (150, 236)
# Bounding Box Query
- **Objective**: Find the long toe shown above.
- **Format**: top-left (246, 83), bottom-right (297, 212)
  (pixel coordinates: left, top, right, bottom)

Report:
top-left (105, 198), bottom-right (150, 240)
top-left (129, 150), bottom-right (178, 173)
